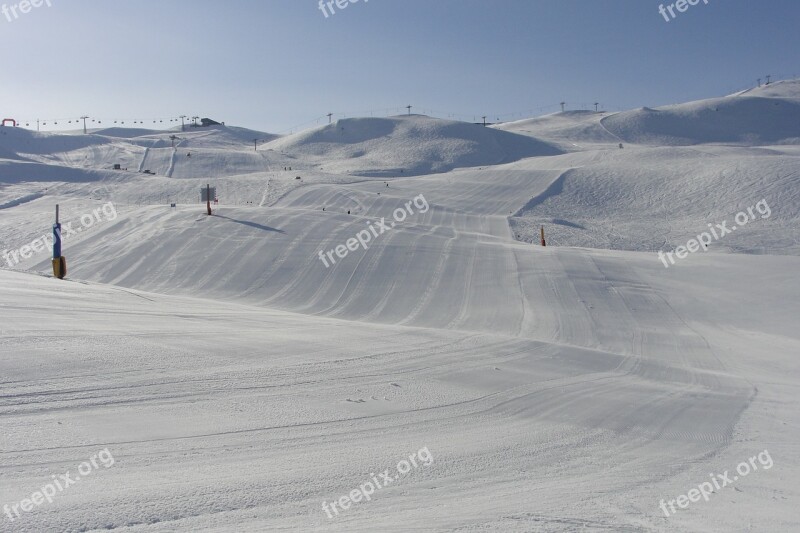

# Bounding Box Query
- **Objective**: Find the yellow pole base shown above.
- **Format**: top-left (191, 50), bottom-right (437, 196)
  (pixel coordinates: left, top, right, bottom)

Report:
top-left (52, 256), bottom-right (67, 279)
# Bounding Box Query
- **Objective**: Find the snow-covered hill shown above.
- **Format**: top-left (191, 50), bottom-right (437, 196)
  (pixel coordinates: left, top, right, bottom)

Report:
top-left (494, 110), bottom-right (623, 151)
top-left (601, 92), bottom-right (800, 146)
top-left (1, 81), bottom-right (799, 532)
top-left (264, 115), bottom-right (563, 176)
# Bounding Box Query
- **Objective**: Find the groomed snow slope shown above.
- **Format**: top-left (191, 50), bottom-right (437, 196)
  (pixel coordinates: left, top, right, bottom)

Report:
top-left (1, 82), bottom-right (800, 532)
top-left (510, 145), bottom-right (800, 254)
top-left (2, 248), bottom-right (799, 532)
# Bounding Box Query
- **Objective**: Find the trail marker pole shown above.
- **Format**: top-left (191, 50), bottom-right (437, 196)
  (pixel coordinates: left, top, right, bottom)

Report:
top-left (52, 204), bottom-right (67, 279)
top-left (540, 226), bottom-right (546, 247)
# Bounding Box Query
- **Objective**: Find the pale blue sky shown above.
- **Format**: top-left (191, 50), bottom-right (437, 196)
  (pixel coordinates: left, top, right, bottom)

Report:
top-left (1, 0), bottom-right (798, 133)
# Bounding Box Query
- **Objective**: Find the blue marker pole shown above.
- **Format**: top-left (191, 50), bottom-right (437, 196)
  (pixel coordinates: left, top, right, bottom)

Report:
top-left (52, 204), bottom-right (66, 279)
top-left (53, 204), bottom-right (61, 258)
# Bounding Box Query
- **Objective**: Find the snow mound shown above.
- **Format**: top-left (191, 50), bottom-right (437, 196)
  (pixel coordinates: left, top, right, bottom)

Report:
top-left (264, 115), bottom-right (562, 176)
top-left (0, 159), bottom-right (120, 184)
top-left (0, 124), bottom-right (285, 179)
top-left (90, 127), bottom-right (168, 138)
top-left (602, 90), bottom-right (800, 146)
top-left (510, 146), bottom-right (800, 254)
top-left (495, 110), bottom-right (622, 150)
top-left (87, 125), bottom-right (279, 149)
top-left (166, 125), bottom-right (280, 149)
top-left (733, 78), bottom-right (800, 98)
top-left (0, 126), bottom-right (111, 155)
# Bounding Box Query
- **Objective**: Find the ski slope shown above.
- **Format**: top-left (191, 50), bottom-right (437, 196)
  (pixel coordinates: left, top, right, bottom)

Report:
top-left (1, 82), bottom-right (800, 532)
top-left (266, 115), bottom-right (563, 177)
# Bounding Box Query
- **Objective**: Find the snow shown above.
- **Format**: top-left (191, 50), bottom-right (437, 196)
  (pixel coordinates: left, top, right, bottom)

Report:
top-left (1, 82), bottom-right (799, 532)
top-left (266, 115), bottom-right (563, 177)
top-left (601, 93), bottom-right (800, 147)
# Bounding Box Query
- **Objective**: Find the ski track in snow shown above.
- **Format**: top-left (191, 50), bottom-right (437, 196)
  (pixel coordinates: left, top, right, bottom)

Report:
top-left (1, 89), bottom-right (800, 532)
